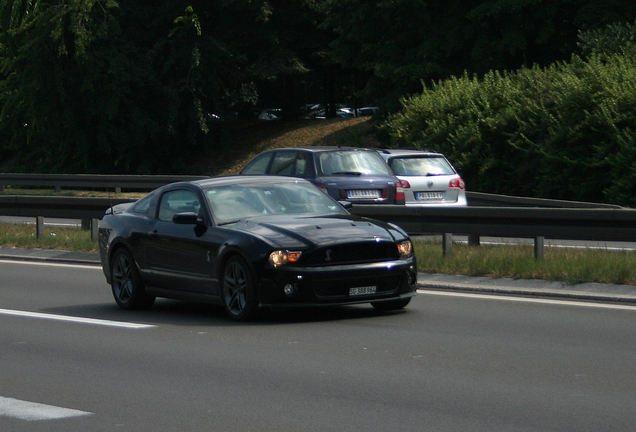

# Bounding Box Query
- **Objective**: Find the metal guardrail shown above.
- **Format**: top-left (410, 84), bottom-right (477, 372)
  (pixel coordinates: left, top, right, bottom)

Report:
top-left (1, 194), bottom-right (635, 258)
top-left (0, 196), bottom-right (132, 219)
top-left (349, 205), bottom-right (636, 240)
top-left (0, 196), bottom-right (135, 241)
top-left (349, 205), bottom-right (636, 258)
top-left (0, 174), bottom-right (631, 257)
top-left (0, 173), bottom-right (208, 193)
top-left (465, 191), bottom-right (623, 209)
top-left (0, 173), bottom-right (623, 208)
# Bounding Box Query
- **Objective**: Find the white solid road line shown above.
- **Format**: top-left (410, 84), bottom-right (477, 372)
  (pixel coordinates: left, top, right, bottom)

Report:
top-left (0, 396), bottom-right (91, 421)
top-left (0, 308), bottom-right (156, 329)
top-left (417, 289), bottom-right (636, 311)
top-left (0, 259), bottom-right (100, 269)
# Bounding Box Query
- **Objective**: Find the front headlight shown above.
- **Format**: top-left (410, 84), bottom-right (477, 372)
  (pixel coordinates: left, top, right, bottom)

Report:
top-left (397, 240), bottom-right (413, 259)
top-left (269, 250), bottom-right (301, 267)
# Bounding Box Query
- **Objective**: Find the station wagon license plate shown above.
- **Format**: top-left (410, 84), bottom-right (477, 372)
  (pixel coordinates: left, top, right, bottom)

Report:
top-left (416, 191), bottom-right (444, 200)
top-left (347, 189), bottom-right (380, 198)
top-left (349, 286), bottom-right (377, 296)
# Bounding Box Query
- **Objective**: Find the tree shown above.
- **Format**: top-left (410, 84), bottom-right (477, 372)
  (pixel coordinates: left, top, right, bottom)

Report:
top-left (0, 1), bottom-right (311, 174)
top-left (309, 0), bottom-right (636, 111)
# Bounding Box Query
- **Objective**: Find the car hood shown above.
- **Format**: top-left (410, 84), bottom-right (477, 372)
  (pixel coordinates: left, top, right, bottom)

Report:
top-left (223, 214), bottom-right (404, 249)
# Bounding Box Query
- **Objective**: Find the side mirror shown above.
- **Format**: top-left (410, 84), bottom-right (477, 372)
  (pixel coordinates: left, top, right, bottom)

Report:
top-left (173, 212), bottom-right (203, 225)
top-left (338, 200), bottom-right (353, 210)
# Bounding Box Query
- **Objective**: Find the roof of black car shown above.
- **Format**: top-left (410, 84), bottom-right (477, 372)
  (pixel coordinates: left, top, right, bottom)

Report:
top-left (192, 175), bottom-right (310, 188)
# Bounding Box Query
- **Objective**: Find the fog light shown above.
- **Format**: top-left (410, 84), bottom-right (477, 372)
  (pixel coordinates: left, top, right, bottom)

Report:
top-left (284, 284), bottom-right (296, 297)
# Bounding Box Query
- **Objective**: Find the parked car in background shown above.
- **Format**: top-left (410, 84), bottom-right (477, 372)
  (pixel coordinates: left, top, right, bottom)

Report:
top-left (355, 107), bottom-right (380, 117)
top-left (98, 176), bottom-right (417, 321)
top-left (240, 147), bottom-right (405, 205)
top-left (377, 148), bottom-right (467, 207)
top-left (310, 107), bottom-right (354, 119)
top-left (257, 108), bottom-right (285, 120)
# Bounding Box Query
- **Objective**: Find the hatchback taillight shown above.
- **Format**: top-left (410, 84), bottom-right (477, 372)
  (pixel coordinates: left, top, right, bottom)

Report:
top-left (449, 178), bottom-right (465, 189)
top-left (400, 180), bottom-right (411, 189)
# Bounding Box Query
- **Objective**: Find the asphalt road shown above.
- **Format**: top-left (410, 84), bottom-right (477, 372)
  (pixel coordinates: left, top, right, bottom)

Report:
top-left (2, 259), bottom-right (636, 431)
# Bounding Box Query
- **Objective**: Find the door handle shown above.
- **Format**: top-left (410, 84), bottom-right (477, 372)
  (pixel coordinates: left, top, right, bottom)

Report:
top-left (149, 229), bottom-right (160, 239)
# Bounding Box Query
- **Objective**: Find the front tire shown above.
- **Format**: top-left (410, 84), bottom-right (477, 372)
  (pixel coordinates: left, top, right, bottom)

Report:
top-left (371, 297), bottom-right (411, 311)
top-left (222, 256), bottom-right (259, 321)
top-left (111, 248), bottom-right (155, 310)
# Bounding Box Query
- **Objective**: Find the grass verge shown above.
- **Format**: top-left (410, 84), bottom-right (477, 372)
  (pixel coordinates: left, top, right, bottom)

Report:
top-left (0, 223), bottom-right (97, 252)
top-left (414, 241), bottom-right (636, 285)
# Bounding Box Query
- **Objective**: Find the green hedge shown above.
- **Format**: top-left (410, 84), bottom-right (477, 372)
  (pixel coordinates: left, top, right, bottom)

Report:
top-left (383, 54), bottom-right (636, 206)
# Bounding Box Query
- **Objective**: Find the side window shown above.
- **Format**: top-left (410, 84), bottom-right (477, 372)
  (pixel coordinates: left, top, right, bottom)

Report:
top-left (132, 194), bottom-right (153, 214)
top-left (270, 151), bottom-right (297, 176)
top-left (295, 153), bottom-right (307, 177)
top-left (157, 189), bottom-right (201, 222)
top-left (241, 153), bottom-right (272, 175)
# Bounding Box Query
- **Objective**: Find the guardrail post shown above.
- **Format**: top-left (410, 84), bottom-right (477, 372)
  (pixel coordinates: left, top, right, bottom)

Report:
top-left (81, 218), bottom-right (91, 230)
top-left (468, 234), bottom-right (480, 246)
top-left (36, 216), bottom-right (44, 239)
top-left (534, 236), bottom-right (545, 260)
top-left (91, 218), bottom-right (99, 241)
top-left (443, 233), bottom-right (452, 256)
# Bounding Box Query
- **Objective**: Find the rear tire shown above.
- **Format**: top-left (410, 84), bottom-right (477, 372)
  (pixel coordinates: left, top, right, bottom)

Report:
top-left (222, 256), bottom-right (259, 321)
top-left (371, 297), bottom-right (411, 311)
top-left (110, 248), bottom-right (155, 310)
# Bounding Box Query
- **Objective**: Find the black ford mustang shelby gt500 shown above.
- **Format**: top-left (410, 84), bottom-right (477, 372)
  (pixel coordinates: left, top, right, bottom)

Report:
top-left (98, 176), bottom-right (417, 320)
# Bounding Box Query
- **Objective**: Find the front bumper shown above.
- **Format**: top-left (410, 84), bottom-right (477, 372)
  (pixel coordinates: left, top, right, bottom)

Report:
top-left (256, 257), bottom-right (417, 308)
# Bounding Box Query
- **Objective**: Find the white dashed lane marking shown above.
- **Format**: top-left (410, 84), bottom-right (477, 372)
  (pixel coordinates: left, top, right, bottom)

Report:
top-left (0, 308), bottom-right (155, 329)
top-left (0, 396), bottom-right (91, 421)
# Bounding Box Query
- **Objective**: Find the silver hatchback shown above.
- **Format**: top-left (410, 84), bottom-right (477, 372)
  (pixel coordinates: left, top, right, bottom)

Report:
top-left (378, 149), bottom-right (467, 207)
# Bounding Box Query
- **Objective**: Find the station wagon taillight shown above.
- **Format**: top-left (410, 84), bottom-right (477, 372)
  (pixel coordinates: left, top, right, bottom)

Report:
top-left (315, 183), bottom-right (328, 193)
top-left (396, 183), bottom-right (405, 201)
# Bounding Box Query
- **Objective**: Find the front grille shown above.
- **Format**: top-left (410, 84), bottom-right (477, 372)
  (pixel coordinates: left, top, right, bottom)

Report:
top-left (312, 274), bottom-right (403, 299)
top-left (301, 242), bottom-right (398, 265)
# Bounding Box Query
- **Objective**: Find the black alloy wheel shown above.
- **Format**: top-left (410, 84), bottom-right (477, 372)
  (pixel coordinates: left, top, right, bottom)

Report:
top-left (371, 297), bottom-right (411, 311)
top-left (222, 256), bottom-right (259, 321)
top-left (111, 248), bottom-right (155, 310)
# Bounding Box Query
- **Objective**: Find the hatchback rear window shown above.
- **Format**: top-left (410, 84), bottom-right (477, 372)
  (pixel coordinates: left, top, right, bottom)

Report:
top-left (389, 156), bottom-right (456, 176)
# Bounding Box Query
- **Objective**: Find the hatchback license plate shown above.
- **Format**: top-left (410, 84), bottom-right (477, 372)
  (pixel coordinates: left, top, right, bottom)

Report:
top-left (347, 189), bottom-right (380, 198)
top-left (349, 286), bottom-right (377, 296)
top-left (416, 191), bottom-right (444, 200)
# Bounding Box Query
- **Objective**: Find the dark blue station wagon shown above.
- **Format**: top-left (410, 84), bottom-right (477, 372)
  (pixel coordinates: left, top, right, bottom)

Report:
top-left (240, 147), bottom-right (405, 205)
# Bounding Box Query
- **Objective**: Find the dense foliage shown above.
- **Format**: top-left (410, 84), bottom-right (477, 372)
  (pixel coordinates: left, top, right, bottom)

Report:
top-left (310, 0), bottom-right (636, 109)
top-left (384, 23), bottom-right (636, 206)
top-left (1, 1), bottom-right (636, 181)
top-left (0, 1), bottom-right (312, 173)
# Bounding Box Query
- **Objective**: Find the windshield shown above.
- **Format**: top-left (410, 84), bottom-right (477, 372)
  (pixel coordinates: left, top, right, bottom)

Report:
top-left (389, 156), bottom-right (456, 176)
top-left (205, 182), bottom-right (348, 223)
top-left (317, 151), bottom-right (392, 176)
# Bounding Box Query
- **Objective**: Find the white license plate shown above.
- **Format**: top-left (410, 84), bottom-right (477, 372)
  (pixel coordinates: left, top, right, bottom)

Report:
top-left (347, 189), bottom-right (380, 198)
top-left (416, 191), bottom-right (444, 200)
top-left (349, 286), bottom-right (377, 296)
